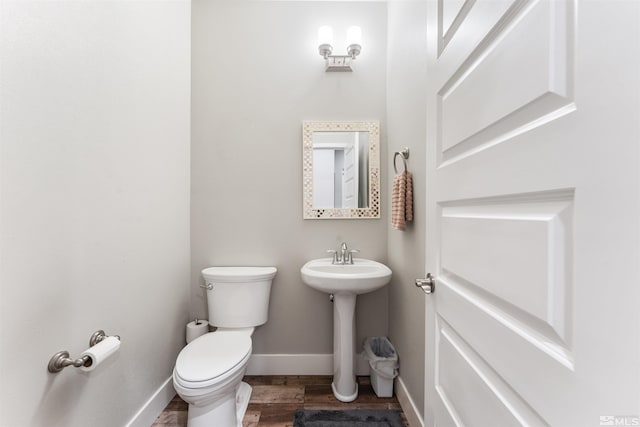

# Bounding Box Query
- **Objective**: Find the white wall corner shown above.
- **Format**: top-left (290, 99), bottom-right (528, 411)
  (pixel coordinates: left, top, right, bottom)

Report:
top-left (125, 376), bottom-right (176, 427)
top-left (395, 376), bottom-right (424, 427)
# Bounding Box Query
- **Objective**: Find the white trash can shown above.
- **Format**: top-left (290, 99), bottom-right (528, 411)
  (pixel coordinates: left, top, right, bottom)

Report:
top-left (363, 337), bottom-right (399, 398)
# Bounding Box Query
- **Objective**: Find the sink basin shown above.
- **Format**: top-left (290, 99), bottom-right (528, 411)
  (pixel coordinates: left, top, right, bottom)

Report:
top-left (300, 257), bottom-right (392, 402)
top-left (301, 258), bottom-right (392, 295)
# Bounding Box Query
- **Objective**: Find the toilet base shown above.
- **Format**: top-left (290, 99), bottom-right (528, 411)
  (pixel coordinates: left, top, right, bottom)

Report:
top-left (186, 382), bottom-right (252, 427)
top-left (235, 381), bottom-right (252, 424)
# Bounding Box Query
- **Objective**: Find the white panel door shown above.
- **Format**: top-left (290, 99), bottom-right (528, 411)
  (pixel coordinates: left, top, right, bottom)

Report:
top-left (424, 1), bottom-right (640, 426)
top-left (342, 144), bottom-right (358, 208)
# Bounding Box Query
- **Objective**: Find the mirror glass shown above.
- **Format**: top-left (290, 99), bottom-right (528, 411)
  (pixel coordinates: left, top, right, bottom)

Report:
top-left (303, 121), bottom-right (380, 219)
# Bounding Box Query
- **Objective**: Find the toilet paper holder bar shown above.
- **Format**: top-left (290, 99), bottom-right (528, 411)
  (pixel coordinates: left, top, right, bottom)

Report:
top-left (47, 330), bottom-right (120, 373)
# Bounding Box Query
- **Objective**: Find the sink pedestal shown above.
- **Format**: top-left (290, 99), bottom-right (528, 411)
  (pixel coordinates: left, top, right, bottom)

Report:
top-left (300, 257), bottom-right (392, 403)
top-left (331, 293), bottom-right (358, 402)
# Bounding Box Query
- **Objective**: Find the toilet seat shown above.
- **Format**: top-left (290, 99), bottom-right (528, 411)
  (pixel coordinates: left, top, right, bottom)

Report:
top-left (174, 331), bottom-right (252, 389)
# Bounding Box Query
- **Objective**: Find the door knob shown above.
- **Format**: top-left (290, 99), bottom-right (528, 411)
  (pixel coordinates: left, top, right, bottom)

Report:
top-left (415, 273), bottom-right (435, 294)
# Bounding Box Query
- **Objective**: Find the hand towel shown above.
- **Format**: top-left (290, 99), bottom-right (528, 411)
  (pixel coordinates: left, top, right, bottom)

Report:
top-left (404, 171), bottom-right (413, 222)
top-left (392, 170), bottom-right (413, 230)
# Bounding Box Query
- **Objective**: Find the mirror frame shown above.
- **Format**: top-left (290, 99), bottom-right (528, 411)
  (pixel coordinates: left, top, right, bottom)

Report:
top-left (303, 120), bottom-right (380, 219)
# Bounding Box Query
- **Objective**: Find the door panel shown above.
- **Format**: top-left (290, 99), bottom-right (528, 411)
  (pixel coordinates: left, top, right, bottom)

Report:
top-left (425, 1), bottom-right (640, 426)
top-left (438, 0), bottom-right (574, 166)
top-left (342, 145), bottom-right (357, 208)
top-left (436, 317), bottom-right (548, 427)
top-left (439, 191), bottom-right (573, 346)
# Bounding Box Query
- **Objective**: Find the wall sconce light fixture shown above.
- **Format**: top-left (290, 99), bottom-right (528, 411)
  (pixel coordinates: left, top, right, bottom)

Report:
top-left (318, 25), bottom-right (362, 72)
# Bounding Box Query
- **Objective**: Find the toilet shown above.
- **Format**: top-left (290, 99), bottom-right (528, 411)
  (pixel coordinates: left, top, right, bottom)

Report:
top-left (173, 266), bottom-right (277, 427)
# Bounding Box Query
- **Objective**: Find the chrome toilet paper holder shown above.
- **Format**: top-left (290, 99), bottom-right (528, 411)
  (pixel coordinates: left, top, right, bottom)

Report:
top-left (47, 330), bottom-right (121, 373)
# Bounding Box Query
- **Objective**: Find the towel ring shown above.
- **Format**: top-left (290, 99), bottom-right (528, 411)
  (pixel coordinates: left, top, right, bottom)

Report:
top-left (393, 148), bottom-right (410, 174)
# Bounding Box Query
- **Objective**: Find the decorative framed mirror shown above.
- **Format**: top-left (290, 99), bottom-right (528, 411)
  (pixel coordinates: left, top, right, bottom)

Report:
top-left (302, 120), bottom-right (380, 219)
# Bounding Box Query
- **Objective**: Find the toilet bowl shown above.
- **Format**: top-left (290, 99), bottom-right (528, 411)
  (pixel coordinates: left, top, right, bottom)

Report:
top-left (173, 330), bottom-right (252, 427)
top-left (173, 266), bottom-right (277, 427)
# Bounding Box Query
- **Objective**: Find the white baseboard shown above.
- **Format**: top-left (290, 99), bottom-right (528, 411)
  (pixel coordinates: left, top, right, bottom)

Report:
top-left (125, 376), bottom-right (175, 427)
top-left (245, 353), bottom-right (372, 376)
top-left (395, 376), bottom-right (424, 427)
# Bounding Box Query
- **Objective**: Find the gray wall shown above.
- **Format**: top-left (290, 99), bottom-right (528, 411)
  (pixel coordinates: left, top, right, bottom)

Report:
top-left (0, 2), bottom-right (191, 426)
top-left (386, 0), bottom-right (428, 418)
top-left (191, 0), bottom-right (389, 355)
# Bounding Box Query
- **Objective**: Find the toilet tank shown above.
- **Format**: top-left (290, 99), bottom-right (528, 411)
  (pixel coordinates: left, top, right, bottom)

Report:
top-left (201, 266), bottom-right (277, 328)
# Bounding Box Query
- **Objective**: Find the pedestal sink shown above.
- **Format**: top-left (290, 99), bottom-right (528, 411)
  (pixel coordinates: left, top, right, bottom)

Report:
top-left (301, 258), bottom-right (392, 402)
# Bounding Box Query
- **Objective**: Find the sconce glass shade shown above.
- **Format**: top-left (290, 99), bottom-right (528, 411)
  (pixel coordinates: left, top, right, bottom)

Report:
top-left (318, 25), bottom-right (334, 58)
top-left (346, 26), bottom-right (362, 46)
top-left (318, 26), bottom-right (334, 45)
top-left (346, 26), bottom-right (362, 59)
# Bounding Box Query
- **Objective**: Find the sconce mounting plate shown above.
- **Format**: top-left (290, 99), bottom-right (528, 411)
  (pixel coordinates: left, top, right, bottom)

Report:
top-left (325, 55), bottom-right (353, 72)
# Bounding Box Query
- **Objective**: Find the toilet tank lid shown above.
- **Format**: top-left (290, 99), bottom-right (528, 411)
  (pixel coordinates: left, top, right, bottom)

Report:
top-left (201, 266), bottom-right (277, 282)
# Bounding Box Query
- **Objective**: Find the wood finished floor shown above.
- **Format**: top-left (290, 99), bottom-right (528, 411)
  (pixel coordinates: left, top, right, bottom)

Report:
top-left (152, 375), bottom-right (409, 427)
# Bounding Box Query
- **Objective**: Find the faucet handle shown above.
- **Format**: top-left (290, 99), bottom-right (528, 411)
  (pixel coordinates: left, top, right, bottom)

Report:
top-left (346, 249), bottom-right (360, 264)
top-left (326, 250), bottom-right (339, 264)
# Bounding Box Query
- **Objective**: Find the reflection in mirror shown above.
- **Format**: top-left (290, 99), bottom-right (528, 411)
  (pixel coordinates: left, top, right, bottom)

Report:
top-left (312, 131), bottom-right (369, 209)
top-left (303, 121), bottom-right (380, 219)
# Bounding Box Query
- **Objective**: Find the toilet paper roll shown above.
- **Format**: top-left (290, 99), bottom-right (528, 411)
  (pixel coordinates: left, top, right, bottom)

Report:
top-left (79, 336), bottom-right (120, 372)
top-left (186, 320), bottom-right (209, 343)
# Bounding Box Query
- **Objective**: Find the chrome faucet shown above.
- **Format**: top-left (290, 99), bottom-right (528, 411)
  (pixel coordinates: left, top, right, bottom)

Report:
top-left (340, 242), bottom-right (348, 264)
top-left (327, 242), bottom-right (359, 265)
